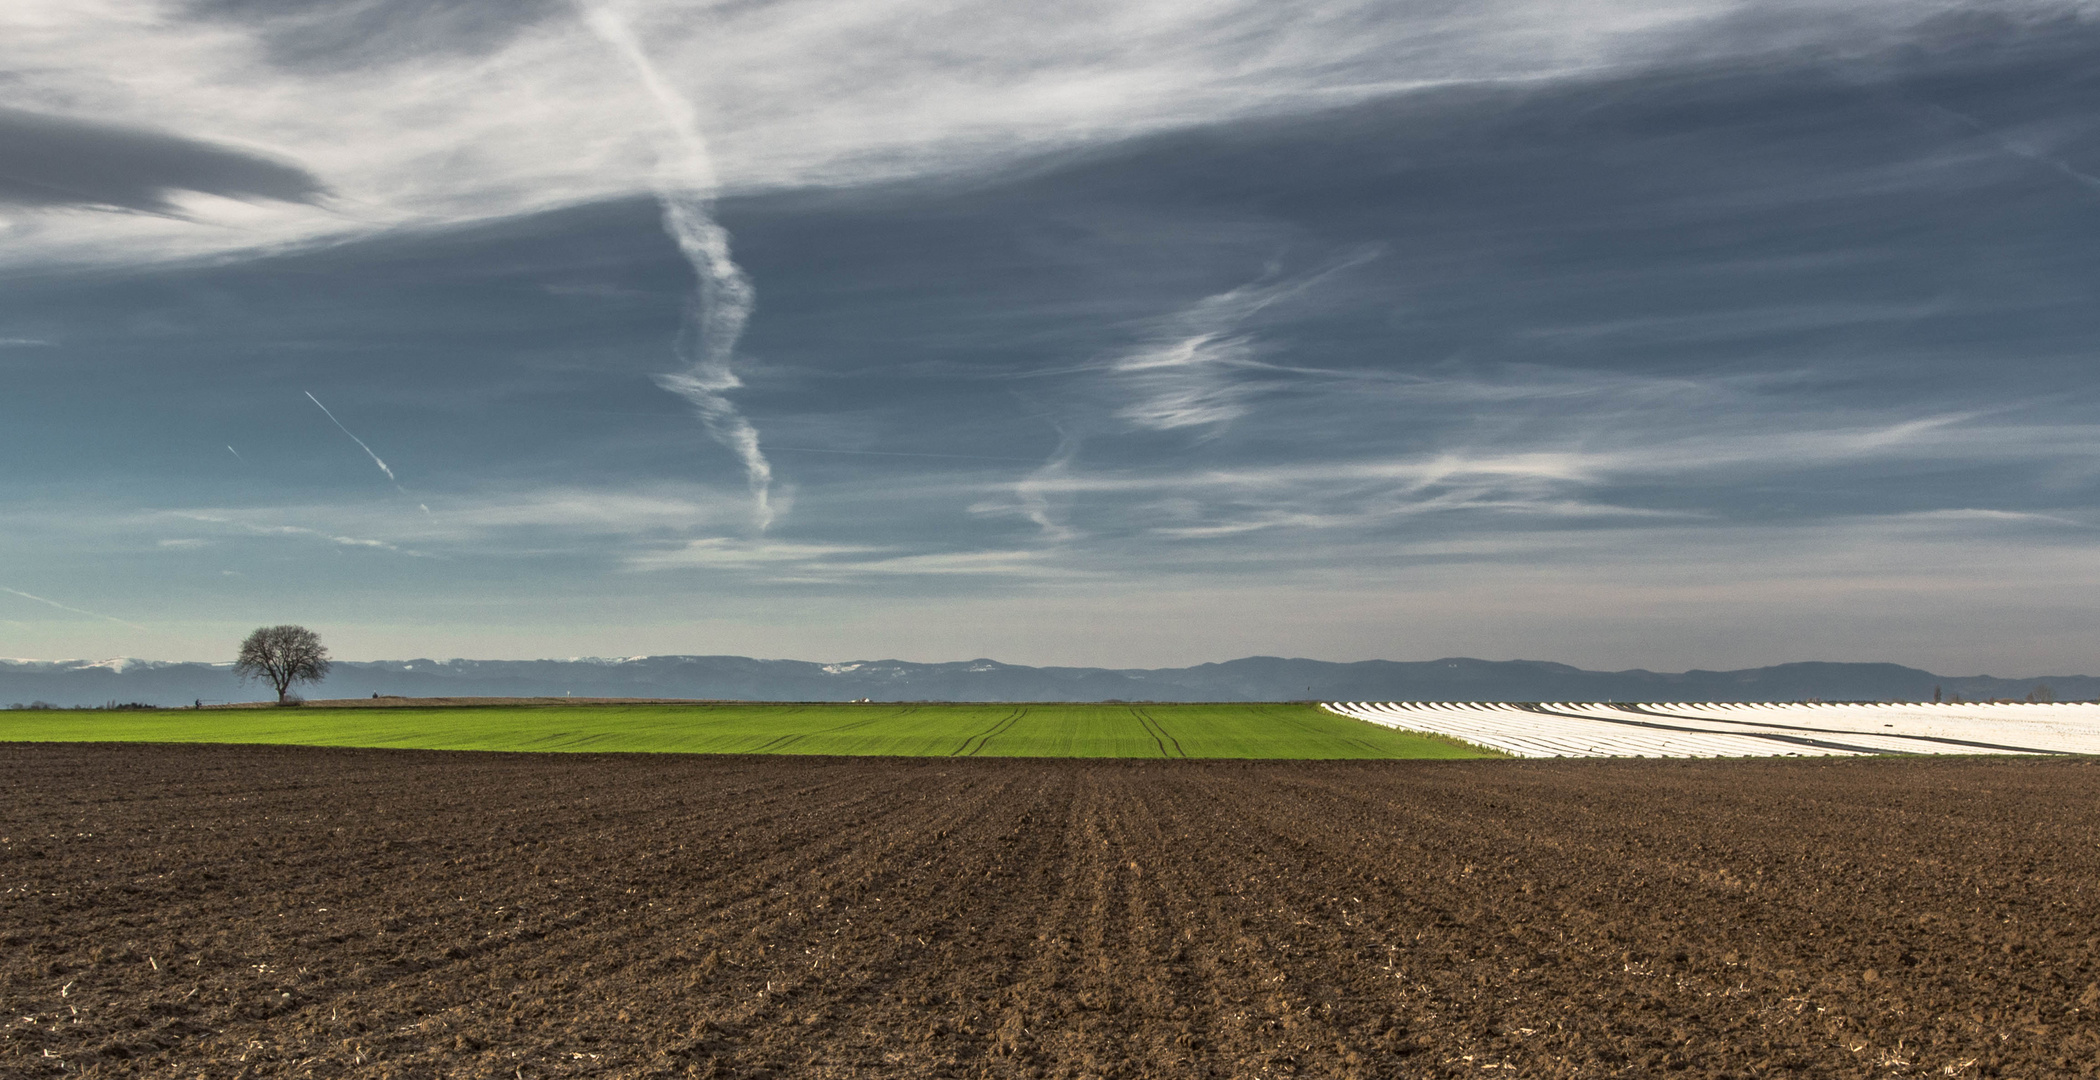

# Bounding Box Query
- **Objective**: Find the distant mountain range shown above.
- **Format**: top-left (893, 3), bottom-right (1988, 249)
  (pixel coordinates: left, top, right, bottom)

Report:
top-left (0, 655), bottom-right (2087, 708)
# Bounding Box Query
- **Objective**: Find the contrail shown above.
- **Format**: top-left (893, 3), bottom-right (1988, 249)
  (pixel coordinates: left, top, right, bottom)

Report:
top-left (0, 586), bottom-right (151, 633)
top-left (304, 391), bottom-right (396, 482)
top-left (226, 445), bottom-right (247, 464)
top-left (575, 0), bottom-right (775, 532)
top-left (1915, 100), bottom-right (2100, 193)
top-left (768, 445), bottom-right (1042, 463)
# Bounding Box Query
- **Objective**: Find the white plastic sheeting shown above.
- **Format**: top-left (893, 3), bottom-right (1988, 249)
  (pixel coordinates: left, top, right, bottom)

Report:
top-left (1323, 701), bottom-right (2100, 758)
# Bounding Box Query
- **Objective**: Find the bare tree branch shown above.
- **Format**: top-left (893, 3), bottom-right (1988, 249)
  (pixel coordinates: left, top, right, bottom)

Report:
top-left (233, 625), bottom-right (331, 705)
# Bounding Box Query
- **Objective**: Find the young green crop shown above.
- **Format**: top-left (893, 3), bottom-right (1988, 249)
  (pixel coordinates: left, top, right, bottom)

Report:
top-left (0, 701), bottom-right (1499, 759)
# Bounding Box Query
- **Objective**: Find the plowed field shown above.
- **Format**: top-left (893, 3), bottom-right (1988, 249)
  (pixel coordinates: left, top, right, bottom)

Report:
top-left (3, 744), bottom-right (2096, 1078)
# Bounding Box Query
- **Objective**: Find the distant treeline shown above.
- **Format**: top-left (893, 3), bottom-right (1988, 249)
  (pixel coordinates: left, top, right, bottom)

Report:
top-left (6, 700), bottom-right (159, 711)
top-left (5, 655), bottom-right (2099, 708)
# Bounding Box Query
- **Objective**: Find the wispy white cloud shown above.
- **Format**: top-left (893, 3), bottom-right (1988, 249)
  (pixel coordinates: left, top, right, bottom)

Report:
top-left (84, 402), bottom-right (2100, 586)
top-left (1146, 500), bottom-right (1695, 540)
top-left (1110, 291), bottom-right (1274, 432)
top-left (170, 512), bottom-right (431, 556)
top-left (1008, 413), bottom-right (2005, 497)
top-left (1114, 330), bottom-right (1263, 431)
top-left (1514, 301), bottom-right (1948, 347)
top-left (997, 450), bottom-right (1603, 498)
top-left (1012, 427), bottom-right (1083, 542)
top-left (1866, 506), bottom-right (2099, 531)
top-left (967, 408), bottom-right (2100, 545)
top-left (1106, 251), bottom-right (1379, 433)
top-left (1, 0), bottom-right (1982, 267)
top-left (136, 486), bottom-right (754, 560)
top-left (13, 479), bottom-right (2100, 672)
top-left (624, 536), bottom-right (882, 570)
top-left (622, 536), bottom-right (1070, 581)
top-left (848, 548), bottom-right (1073, 577)
top-left (247, 525), bottom-right (415, 552)
top-left (417, 488), bottom-right (733, 533)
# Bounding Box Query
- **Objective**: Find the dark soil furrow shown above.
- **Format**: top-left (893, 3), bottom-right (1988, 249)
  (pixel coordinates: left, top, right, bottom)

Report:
top-left (981, 776), bottom-right (1088, 1069)
top-left (3, 747), bottom-right (2098, 1078)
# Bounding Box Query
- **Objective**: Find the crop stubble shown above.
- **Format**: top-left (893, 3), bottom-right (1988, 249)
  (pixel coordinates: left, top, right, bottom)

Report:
top-left (2, 744), bottom-right (2096, 1078)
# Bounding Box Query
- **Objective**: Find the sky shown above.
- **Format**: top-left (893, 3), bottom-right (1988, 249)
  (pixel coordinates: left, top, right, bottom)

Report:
top-left (6, 0), bottom-right (2100, 673)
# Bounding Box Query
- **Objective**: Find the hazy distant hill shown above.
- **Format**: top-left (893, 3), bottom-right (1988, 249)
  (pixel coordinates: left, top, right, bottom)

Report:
top-left (0, 655), bottom-right (2087, 709)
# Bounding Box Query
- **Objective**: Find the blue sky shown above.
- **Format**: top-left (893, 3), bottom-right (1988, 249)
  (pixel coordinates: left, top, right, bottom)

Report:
top-left (6, 1), bottom-right (2100, 671)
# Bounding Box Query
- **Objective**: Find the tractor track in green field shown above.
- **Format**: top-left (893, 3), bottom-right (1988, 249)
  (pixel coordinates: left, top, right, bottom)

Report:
top-left (1130, 706), bottom-right (1187, 757)
top-left (1133, 707), bottom-right (1166, 756)
top-left (951, 707), bottom-right (1026, 757)
top-left (747, 704), bottom-right (920, 753)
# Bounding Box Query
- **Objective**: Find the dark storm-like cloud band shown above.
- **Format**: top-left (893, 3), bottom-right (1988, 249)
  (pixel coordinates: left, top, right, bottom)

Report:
top-left (0, 107), bottom-right (325, 214)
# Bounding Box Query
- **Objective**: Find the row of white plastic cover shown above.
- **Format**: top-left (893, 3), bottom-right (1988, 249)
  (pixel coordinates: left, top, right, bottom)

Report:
top-left (1323, 701), bottom-right (2100, 758)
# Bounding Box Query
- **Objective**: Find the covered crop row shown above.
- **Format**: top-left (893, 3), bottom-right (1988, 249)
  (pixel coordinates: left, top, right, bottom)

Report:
top-left (1325, 700), bottom-right (2100, 758)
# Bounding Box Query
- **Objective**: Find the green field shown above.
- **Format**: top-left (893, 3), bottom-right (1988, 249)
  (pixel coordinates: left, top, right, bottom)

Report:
top-left (0, 702), bottom-right (1495, 759)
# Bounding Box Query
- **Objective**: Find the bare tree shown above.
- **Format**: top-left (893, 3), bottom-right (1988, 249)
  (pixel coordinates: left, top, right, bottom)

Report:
top-left (235, 625), bottom-right (332, 704)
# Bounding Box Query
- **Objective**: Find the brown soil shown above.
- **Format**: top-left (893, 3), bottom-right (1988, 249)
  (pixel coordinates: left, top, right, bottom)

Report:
top-left (2, 745), bottom-right (2096, 1078)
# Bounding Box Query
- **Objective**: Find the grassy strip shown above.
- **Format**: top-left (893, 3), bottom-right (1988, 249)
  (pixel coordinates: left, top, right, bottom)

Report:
top-left (0, 701), bottom-right (1501, 759)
